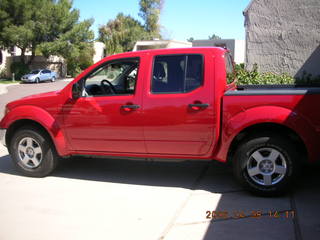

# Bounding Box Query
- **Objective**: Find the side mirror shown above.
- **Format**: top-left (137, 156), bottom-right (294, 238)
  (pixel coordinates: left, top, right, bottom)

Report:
top-left (72, 82), bottom-right (82, 99)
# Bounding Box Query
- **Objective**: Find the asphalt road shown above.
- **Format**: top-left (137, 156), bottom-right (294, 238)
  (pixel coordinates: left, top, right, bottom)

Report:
top-left (0, 80), bottom-right (319, 240)
top-left (0, 80), bottom-right (71, 119)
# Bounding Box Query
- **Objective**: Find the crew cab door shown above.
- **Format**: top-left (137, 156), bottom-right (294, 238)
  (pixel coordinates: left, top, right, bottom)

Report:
top-left (142, 53), bottom-right (216, 156)
top-left (63, 57), bottom-right (145, 153)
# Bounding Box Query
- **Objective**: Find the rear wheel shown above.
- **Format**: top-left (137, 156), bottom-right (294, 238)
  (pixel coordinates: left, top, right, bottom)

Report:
top-left (9, 127), bottom-right (59, 177)
top-left (233, 133), bottom-right (300, 196)
top-left (51, 76), bottom-right (56, 82)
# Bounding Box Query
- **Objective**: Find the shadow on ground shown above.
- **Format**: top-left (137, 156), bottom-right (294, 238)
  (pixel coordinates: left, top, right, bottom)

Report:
top-left (1, 153), bottom-right (319, 240)
top-left (0, 153), bottom-right (319, 194)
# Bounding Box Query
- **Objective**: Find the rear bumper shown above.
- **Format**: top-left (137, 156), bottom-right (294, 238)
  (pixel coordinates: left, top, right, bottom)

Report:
top-left (0, 129), bottom-right (6, 146)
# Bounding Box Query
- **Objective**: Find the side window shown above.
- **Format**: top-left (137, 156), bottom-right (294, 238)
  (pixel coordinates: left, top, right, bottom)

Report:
top-left (225, 53), bottom-right (235, 84)
top-left (84, 58), bottom-right (139, 96)
top-left (152, 54), bottom-right (203, 93)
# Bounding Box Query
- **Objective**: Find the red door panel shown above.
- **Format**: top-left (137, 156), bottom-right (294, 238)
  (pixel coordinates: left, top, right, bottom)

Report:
top-left (63, 96), bottom-right (144, 153)
top-left (142, 53), bottom-right (216, 156)
top-left (62, 56), bottom-right (146, 154)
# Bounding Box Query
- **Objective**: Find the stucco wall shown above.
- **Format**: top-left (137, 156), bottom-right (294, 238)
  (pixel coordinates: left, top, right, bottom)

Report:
top-left (244, 0), bottom-right (320, 78)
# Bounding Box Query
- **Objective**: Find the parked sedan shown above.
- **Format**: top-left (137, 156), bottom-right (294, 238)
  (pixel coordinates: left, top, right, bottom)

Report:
top-left (21, 69), bottom-right (57, 83)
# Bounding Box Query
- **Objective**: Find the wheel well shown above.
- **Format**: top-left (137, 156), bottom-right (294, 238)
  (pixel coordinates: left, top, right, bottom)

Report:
top-left (227, 123), bottom-right (308, 164)
top-left (6, 119), bottom-right (54, 149)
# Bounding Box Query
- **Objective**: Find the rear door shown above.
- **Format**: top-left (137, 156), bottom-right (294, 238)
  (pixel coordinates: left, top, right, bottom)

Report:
top-left (142, 53), bottom-right (216, 156)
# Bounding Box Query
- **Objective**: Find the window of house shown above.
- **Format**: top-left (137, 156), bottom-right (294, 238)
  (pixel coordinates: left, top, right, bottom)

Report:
top-left (152, 54), bottom-right (203, 93)
top-left (225, 53), bottom-right (235, 84)
top-left (83, 58), bottom-right (139, 96)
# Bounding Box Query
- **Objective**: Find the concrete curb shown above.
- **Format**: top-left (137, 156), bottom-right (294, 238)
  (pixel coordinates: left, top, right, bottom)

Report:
top-left (0, 83), bottom-right (20, 96)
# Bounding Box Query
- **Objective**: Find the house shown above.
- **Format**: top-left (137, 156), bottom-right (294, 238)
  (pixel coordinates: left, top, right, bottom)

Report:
top-left (244, 0), bottom-right (320, 78)
top-left (0, 47), bottom-right (27, 78)
top-left (192, 39), bottom-right (245, 64)
top-left (0, 41), bottom-right (106, 79)
top-left (133, 40), bottom-right (191, 51)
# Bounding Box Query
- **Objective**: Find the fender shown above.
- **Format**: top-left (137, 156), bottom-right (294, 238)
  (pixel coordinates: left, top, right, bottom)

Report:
top-left (1, 105), bottom-right (69, 156)
top-left (213, 105), bottom-right (320, 163)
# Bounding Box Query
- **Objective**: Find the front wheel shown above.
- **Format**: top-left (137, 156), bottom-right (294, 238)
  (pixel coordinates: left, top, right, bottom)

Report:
top-left (233, 133), bottom-right (300, 196)
top-left (51, 76), bottom-right (56, 82)
top-left (35, 77), bottom-right (40, 83)
top-left (9, 127), bottom-right (59, 177)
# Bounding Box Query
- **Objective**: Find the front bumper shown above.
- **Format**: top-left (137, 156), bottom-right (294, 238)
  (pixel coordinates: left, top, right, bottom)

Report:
top-left (0, 129), bottom-right (6, 146)
top-left (21, 78), bottom-right (35, 83)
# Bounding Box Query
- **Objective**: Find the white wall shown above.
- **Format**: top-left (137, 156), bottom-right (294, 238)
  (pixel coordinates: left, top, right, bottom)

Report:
top-left (133, 40), bottom-right (191, 51)
top-left (192, 39), bottom-right (245, 64)
top-left (167, 41), bottom-right (192, 48)
top-left (234, 40), bottom-right (245, 64)
top-left (93, 42), bottom-right (106, 63)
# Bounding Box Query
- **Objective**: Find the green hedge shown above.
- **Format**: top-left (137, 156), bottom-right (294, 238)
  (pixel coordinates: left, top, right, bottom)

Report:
top-left (235, 64), bottom-right (294, 85)
top-left (10, 62), bottom-right (30, 80)
top-left (235, 64), bottom-right (320, 86)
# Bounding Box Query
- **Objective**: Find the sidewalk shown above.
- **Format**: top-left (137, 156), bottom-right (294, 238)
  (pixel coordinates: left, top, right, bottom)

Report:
top-left (0, 82), bottom-right (19, 95)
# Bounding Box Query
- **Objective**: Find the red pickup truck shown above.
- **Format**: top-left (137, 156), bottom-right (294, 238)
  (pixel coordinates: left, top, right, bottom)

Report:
top-left (1, 47), bottom-right (319, 195)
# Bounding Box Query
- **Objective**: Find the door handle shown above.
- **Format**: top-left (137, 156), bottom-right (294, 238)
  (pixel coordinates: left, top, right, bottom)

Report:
top-left (188, 103), bottom-right (209, 111)
top-left (121, 104), bottom-right (140, 112)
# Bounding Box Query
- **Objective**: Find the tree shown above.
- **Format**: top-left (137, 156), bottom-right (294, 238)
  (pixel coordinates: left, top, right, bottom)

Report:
top-left (98, 13), bottom-right (148, 55)
top-left (98, 0), bottom-right (164, 55)
top-left (208, 34), bottom-right (221, 40)
top-left (0, 0), bottom-right (94, 74)
top-left (187, 37), bottom-right (194, 42)
top-left (40, 19), bottom-right (95, 76)
top-left (139, 0), bottom-right (163, 39)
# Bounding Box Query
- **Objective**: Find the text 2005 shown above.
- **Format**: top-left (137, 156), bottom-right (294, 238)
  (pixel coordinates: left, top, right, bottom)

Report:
top-left (205, 210), bottom-right (295, 219)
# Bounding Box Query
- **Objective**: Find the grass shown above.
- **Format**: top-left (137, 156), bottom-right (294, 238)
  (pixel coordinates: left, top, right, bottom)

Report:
top-left (0, 79), bottom-right (19, 84)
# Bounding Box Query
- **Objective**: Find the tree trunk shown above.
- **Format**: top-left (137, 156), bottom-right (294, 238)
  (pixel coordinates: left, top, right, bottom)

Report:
top-left (27, 45), bottom-right (36, 65)
top-left (20, 48), bottom-right (26, 64)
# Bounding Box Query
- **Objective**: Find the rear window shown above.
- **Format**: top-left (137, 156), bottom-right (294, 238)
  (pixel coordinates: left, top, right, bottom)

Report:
top-left (152, 54), bottom-right (203, 93)
top-left (225, 53), bottom-right (235, 84)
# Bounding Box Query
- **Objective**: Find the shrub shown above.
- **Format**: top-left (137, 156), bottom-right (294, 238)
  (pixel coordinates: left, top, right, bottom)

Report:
top-left (234, 64), bottom-right (320, 86)
top-left (10, 62), bottom-right (30, 80)
top-left (295, 71), bottom-right (320, 86)
top-left (235, 63), bottom-right (295, 85)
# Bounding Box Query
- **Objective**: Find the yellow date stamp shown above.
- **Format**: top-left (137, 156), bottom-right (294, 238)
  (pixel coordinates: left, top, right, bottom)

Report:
top-left (205, 210), bottom-right (295, 219)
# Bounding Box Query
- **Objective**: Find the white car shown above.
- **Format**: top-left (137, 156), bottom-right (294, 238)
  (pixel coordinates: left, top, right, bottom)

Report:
top-left (21, 69), bottom-right (57, 83)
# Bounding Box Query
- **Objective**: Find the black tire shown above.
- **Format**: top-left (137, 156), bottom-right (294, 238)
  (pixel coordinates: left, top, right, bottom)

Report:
top-left (233, 133), bottom-right (300, 196)
top-left (35, 77), bottom-right (40, 83)
top-left (51, 76), bottom-right (56, 82)
top-left (9, 127), bottom-right (59, 177)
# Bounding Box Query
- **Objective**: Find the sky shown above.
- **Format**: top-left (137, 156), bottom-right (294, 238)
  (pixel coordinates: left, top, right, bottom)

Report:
top-left (73, 0), bottom-right (251, 41)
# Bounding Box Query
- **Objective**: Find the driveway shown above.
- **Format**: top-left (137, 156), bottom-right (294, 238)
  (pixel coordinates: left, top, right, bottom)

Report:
top-left (0, 81), bottom-right (319, 240)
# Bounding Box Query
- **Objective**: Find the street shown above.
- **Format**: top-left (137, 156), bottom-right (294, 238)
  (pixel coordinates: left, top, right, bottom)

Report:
top-left (0, 80), bottom-right (319, 240)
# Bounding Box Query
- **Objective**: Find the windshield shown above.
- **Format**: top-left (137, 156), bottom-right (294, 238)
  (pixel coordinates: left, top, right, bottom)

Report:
top-left (30, 70), bottom-right (40, 74)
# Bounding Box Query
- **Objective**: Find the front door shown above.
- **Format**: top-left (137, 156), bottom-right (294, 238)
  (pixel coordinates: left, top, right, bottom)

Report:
top-left (63, 57), bottom-right (145, 153)
top-left (142, 53), bottom-right (216, 156)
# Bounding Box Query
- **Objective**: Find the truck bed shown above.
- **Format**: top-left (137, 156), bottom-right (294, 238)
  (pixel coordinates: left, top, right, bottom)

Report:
top-left (225, 84), bottom-right (320, 96)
